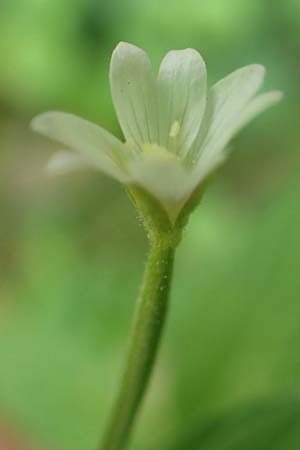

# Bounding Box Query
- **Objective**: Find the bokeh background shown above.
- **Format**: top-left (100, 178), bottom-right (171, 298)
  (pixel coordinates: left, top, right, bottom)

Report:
top-left (0, 0), bottom-right (300, 449)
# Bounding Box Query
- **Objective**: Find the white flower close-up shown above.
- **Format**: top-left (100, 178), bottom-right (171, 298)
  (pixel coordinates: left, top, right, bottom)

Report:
top-left (31, 42), bottom-right (282, 222)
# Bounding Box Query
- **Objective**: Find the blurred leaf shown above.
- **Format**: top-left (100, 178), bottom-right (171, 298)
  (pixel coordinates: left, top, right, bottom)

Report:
top-left (163, 396), bottom-right (300, 450)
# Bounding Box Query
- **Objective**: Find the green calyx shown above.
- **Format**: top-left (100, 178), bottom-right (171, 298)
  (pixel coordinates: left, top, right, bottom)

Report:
top-left (127, 179), bottom-right (208, 247)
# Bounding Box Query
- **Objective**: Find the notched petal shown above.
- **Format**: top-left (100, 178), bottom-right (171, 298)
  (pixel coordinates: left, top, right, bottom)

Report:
top-left (45, 151), bottom-right (90, 175)
top-left (31, 111), bottom-right (127, 181)
top-left (158, 48), bottom-right (207, 156)
top-left (233, 90), bottom-right (283, 134)
top-left (194, 64), bottom-right (267, 161)
top-left (110, 42), bottom-right (159, 147)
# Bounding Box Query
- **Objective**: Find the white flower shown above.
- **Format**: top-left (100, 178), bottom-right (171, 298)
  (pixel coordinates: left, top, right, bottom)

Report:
top-left (31, 42), bottom-right (282, 223)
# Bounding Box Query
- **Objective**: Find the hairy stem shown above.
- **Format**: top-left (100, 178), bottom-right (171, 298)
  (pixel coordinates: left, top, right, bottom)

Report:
top-left (98, 234), bottom-right (176, 450)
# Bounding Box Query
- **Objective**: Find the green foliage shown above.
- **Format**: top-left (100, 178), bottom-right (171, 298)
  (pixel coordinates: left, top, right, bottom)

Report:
top-left (164, 397), bottom-right (300, 450)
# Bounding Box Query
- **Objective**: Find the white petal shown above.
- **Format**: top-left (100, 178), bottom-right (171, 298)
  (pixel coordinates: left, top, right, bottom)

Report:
top-left (196, 64), bottom-right (266, 161)
top-left (46, 151), bottom-right (90, 175)
top-left (110, 42), bottom-right (159, 148)
top-left (127, 151), bottom-right (198, 221)
top-left (158, 49), bottom-right (207, 156)
top-left (232, 90), bottom-right (283, 134)
top-left (193, 151), bottom-right (227, 186)
top-left (191, 89), bottom-right (282, 186)
top-left (31, 111), bottom-right (128, 181)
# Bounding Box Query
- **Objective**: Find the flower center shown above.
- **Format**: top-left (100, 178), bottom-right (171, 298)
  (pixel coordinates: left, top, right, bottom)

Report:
top-left (142, 143), bottom-right (176, 160)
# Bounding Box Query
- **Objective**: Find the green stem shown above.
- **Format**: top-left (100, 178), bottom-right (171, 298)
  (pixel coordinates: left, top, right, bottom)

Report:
top-left (99, 233), bottom-right (177, 450)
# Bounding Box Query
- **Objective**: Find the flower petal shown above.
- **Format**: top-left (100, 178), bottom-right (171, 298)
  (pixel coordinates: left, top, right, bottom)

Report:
top-left (233, 90), bottom-right (283, 134)
top-left (193, 151), bottom-right (227, 187)
top-left (192, 79), bottom-right (282, 185)
top-left (110, 42), bottom-right (158, 148)
top-left (196, 64), bottom-right (266, 161)
top-left (158, 48), bottom-right (207, 156)
top-left (46, 151), bottom-right (91, 175)
top-left (31, 111), bottom-right (127, 181)
top-left (127, 152), bottom-right (198, 222)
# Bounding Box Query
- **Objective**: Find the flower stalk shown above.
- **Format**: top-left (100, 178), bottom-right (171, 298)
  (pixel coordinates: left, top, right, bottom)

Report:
top-left (99, 230), bottom-right (178, 450)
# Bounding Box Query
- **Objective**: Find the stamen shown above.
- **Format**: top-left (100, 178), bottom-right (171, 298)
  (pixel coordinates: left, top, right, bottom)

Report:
top-left (169, 120), bottom-right (180, 139)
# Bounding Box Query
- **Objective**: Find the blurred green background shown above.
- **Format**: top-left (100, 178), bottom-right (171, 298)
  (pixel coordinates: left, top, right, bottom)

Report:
top-left (0, 0), bottom-right (300, 449)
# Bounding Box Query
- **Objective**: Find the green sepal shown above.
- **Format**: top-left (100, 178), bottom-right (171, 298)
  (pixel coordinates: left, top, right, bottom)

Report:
top-left (175, 180), bottom-right (207, 230)
top-left (126, 185), bottom-right (182, 247)
top-left (175, 168), bottom-right (220, 230)
top-left (127, 168), bottom-right (219, 246)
